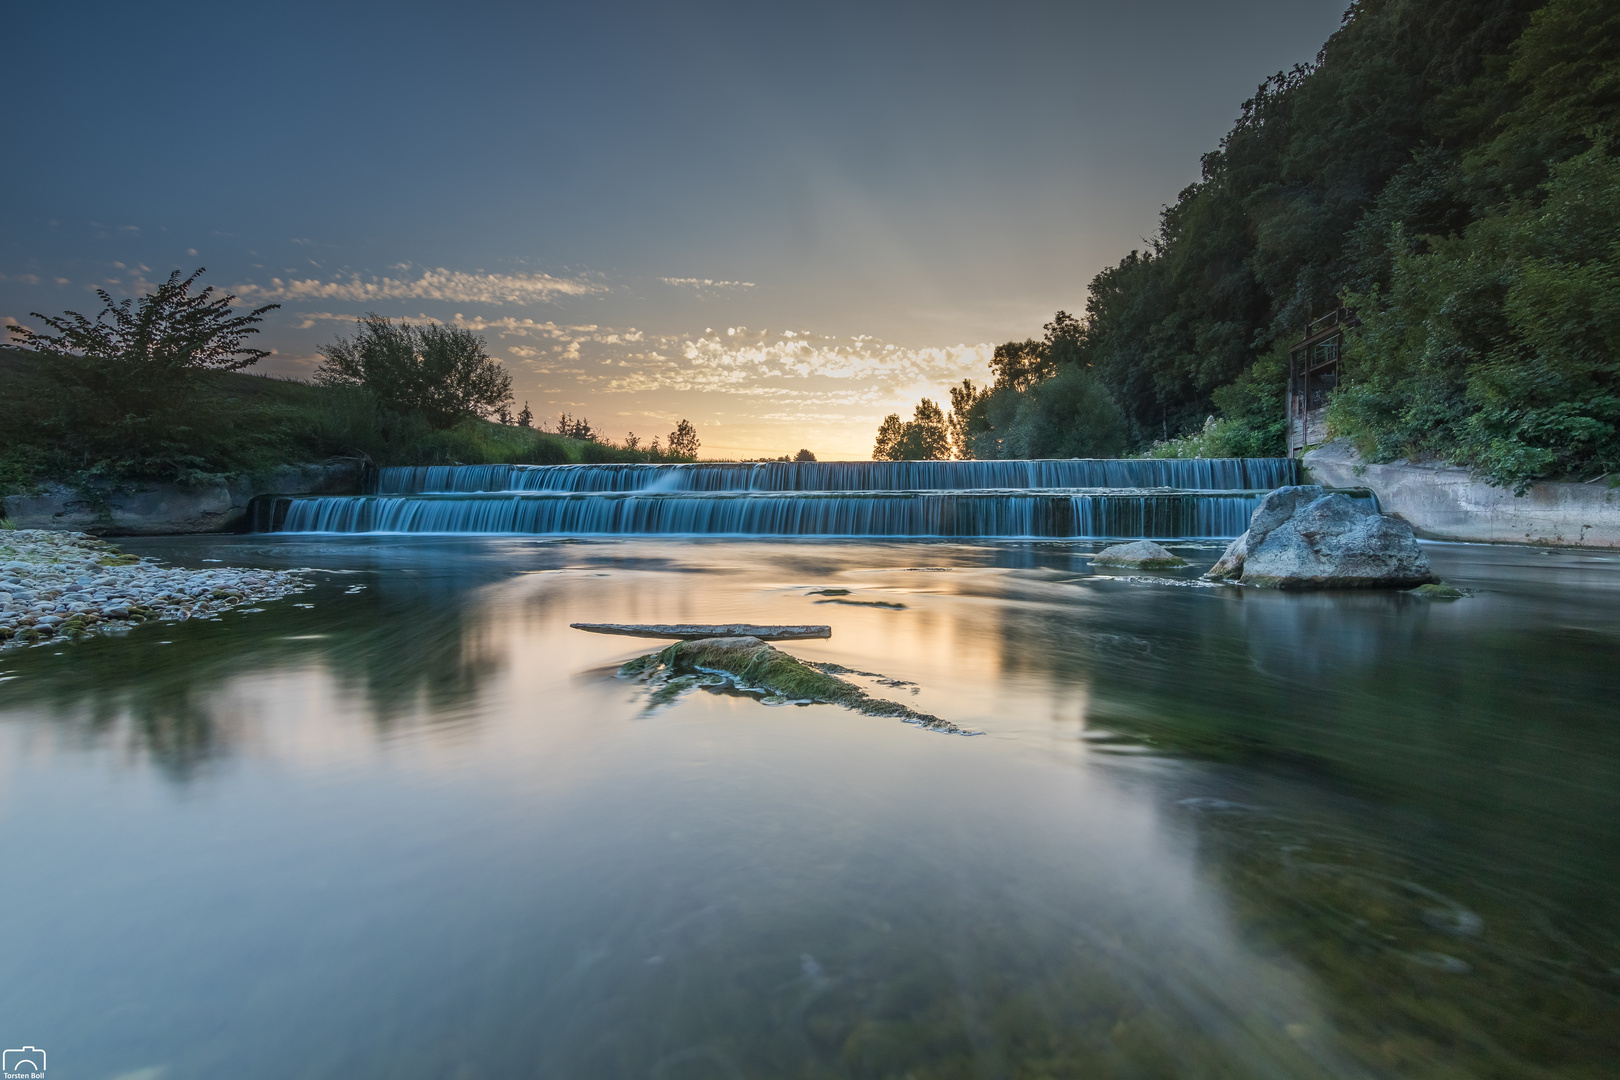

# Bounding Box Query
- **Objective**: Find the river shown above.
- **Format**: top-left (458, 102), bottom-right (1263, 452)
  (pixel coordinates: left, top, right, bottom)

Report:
top-left (1, 535), bottom-right (1616, 1079)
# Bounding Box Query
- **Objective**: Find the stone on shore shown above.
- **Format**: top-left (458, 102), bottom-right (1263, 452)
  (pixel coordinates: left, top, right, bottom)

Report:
top-left (0, 528), bottom-right (309, 647)
top-left (1091, 540), bottom-right (1188, 569)
top-left (1204, 486), bottom-right (1437, 589)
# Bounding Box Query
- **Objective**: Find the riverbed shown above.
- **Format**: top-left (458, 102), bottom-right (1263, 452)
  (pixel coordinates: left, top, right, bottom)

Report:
top-left (1, 536), bottom-right (1616, 1078)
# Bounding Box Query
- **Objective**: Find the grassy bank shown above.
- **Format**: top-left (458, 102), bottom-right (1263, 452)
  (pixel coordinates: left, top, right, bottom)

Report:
top-left (0, 350), bottom-right (683, 494)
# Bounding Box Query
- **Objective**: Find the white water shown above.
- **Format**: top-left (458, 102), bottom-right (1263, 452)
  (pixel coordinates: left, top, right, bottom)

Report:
top-left (263, 458), bottom-right (1302, 538)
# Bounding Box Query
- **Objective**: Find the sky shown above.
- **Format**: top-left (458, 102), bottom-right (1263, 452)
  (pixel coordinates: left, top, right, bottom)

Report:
top-left (1, 0), bottom-right (1347, 460)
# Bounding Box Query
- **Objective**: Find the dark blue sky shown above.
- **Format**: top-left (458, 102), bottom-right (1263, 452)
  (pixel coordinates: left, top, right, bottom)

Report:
top-left (3, 0), bottom-right (1346, 457)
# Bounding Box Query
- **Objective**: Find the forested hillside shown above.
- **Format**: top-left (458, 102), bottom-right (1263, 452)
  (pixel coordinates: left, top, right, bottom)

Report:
top-left (884, 0), bottom-right (1618, 487)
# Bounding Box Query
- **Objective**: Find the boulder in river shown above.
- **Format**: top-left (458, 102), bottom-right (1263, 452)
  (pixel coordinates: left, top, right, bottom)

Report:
top-left (1091, 540), bottom-right (1188, 569)
top-left (1205, 486), bottom-right (1437, 589)
top-left (619, 635), bottom-right (970, 733)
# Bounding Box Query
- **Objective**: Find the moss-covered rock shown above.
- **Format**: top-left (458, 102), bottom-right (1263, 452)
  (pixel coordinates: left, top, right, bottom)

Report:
top-left (618, 636), bottom-right (970, 734)
top-left (1091, 540), bottom-right (1189, 569)
top-left (1409, 582), bottom-right (1470, 599)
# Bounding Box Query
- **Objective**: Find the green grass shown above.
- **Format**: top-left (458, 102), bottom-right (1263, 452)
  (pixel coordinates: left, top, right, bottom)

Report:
top-left (0, 351), bottom-right (687, 493)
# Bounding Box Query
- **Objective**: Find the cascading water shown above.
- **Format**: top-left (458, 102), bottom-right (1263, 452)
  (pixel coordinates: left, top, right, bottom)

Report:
top-left (372, 458), bottom-right (1296, 494)
top-left (258, 458), bottom-right (1302, 539)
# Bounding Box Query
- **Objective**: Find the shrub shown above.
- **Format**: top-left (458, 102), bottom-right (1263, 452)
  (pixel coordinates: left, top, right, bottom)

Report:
top-left (316, 315), bottom-right (513, 429)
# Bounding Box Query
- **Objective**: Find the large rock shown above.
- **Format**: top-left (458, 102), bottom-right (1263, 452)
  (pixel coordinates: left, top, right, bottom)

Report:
top-left (1205, 485), bottom-right (1436, 589)
top-left (0, 462), bottom-right (363, 536)
top-left (1091, 540), bottom-right (1188, 569)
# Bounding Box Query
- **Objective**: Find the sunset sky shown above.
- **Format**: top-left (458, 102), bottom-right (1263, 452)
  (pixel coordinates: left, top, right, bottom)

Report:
top-left (2, 1), bottom-right (1345, 460)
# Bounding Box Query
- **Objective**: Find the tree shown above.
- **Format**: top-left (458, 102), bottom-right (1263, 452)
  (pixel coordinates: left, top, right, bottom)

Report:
top-left (8, 268), bottom-right (278, 374)
top-left (873, 399), bottom-right (952, 460)
top-left (873, 413), bottom-right (906, 460)
top-left (794, 448), bottom-right (816, 461)
top-left (668, 418), bottom-right (700, 458)
top-left (517, 402), bottom-right (533, 428)
top-left (556, 413), bottom-right (596, 440)
top-left (988, 339), bottom-right (1052, 392)
top-left (947, 379), bottom-right (986, 459)
top-left (4, 269), bottom-right (280, 480)
top-left (624, 431), bottom-right (642, 451)
top-left (316, 315), bottom-right (512, 429)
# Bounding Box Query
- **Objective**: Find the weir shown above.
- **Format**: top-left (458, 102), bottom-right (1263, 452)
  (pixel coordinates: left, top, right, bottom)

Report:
top-left (256, 458), bottom-right (1300, 539)
top-left (372, 458), bottom-right (1296, 494)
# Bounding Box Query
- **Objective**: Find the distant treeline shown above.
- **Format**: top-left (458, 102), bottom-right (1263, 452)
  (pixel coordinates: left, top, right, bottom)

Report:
top-left (879, 0), bottom-right (1618, 488)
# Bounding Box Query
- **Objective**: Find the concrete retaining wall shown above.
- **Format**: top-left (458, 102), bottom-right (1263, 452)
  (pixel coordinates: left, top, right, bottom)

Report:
top-left (1303, 439), bottom-right (1620, 548)
top-left (1, 462), bottom-right (364, 536)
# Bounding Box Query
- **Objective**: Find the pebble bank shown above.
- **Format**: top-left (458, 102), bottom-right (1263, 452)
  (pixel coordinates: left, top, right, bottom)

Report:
top-left (0, 529), bottom-right (308, 649)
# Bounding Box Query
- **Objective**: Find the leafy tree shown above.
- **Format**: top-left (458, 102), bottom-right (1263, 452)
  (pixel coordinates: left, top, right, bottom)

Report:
top-left (317, 315), bottom-right (513, 430)
top-left (794, 448), bottom-right (816, 461)
top-left (667, 418), bottom-right (700, 459)
top-left (872, 399), bottom-right (952, 460)
top-left (946, 379), bottom-right (985, 459)
top-left (953, 0), bottom-right (1620, 481)
top-left (3, 269), bottom-right (280, 481)
top-left (8, 268), bottom-right (277, 373)
top-left (873, 414), bottom-right (906, 460)
top-left (517, 402), bottom-right (533, 428)
top-left (1333, 146), bottom-right (1620, 489)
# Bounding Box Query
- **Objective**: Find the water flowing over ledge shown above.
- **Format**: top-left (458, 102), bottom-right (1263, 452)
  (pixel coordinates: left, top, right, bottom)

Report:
top-left (256, 458), bottom-right (1301, 539)
top-left (264, 490), bottom-right (1270, 538)
top-left (373, 458), bottom-right (1299, 494)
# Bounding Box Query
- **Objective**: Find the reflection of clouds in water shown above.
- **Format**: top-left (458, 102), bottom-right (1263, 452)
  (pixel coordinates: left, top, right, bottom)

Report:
top-left (1, 538), bottom-right (1617, 1076)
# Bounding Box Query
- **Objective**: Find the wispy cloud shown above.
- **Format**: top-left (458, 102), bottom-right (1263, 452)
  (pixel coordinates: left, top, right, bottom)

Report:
top-left (0, 272), bottom-right (42, 286)
top-left (237, 267), bottom-right (607, 305)
top-left (598, 329), bottom-right (991, 404)
top-left (660, 277), bottom-right (756, 290)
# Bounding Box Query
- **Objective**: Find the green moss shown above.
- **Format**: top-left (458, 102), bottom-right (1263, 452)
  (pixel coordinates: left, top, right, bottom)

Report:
top-left (1410, 582), bottom-right (1470, 599)
top-left (619, 636), bottom-right (970, 733)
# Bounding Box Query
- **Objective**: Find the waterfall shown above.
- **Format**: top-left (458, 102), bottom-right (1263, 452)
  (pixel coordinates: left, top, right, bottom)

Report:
top-left (373, 458), bottom-right (1298, 494)
top-left (259, 458), bottom-right (1302, 539)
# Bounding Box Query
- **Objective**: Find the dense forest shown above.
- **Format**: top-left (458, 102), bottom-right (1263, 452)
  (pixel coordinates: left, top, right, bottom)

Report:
top-left (878, 0), bottom-right (1619, 489)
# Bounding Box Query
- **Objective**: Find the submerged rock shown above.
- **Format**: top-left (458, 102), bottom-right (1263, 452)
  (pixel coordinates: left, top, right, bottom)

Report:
top-left (1205, 486), bottom-right (1437, 589)
top-left (619, 635), bottom-right (970, 733)
top-left (1091, 540), bottom-right (1188, 569)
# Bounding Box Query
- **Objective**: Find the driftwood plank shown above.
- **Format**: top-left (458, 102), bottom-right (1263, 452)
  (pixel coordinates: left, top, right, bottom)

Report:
top-left (570, 622), bottom-right (831, 641)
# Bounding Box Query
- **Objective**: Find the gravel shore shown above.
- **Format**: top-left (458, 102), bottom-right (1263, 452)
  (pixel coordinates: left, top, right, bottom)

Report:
top-left (0, 529), bottom-right (309, 648)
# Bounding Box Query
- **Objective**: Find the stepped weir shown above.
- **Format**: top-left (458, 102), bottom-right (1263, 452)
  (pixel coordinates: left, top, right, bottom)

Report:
top-left (256, 459), bottom-right (1300, 539)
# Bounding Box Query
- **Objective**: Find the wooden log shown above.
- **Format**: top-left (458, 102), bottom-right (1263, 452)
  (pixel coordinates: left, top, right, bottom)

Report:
top-left (570, 622), bottom-right (831, 641)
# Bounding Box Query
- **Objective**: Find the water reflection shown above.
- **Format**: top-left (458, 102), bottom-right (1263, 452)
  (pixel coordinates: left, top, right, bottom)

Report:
top-left (0, 537), bottom-right (1616, 1077)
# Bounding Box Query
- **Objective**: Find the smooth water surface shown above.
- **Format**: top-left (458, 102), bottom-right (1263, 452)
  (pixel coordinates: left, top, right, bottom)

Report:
top-left (1, 537), bottom-right (1617, 1079)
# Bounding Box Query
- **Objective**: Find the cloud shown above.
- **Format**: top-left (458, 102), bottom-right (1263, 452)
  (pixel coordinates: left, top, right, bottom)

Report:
top-left (236, 267), bottom-right (607, 305)
top-left (287, 311), bottom-right (644, 350)
top-left (660, 277), bottom-right (756, 290)
top-left (0, 273), bottom-right (42, 285)
top-left (596, 329), bottom-right (992, 403)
